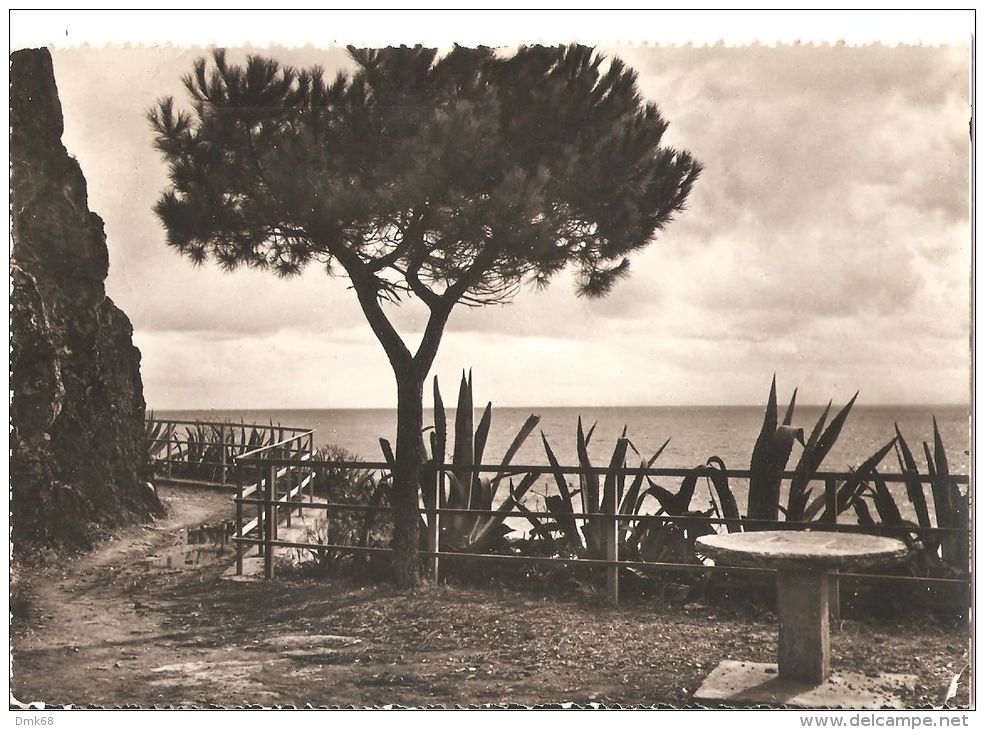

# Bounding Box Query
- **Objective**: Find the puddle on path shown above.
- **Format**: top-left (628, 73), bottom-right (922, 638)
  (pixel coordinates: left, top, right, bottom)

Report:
top-left (144, 520), bottom-right (237, 570)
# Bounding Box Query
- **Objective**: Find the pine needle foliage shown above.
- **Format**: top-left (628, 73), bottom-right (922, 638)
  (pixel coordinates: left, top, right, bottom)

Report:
top-left (149, 45), bottom-right (702, 307)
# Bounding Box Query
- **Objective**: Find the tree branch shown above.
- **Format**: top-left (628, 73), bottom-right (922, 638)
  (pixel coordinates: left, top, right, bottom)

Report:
top-left (369, 208), bottom-right (427, 272)
top-left (413, 241), bottom-right (502, 370)
top-left (405, 256), bottom-right (439, 308)
top-left (414, 298), bottom-right (453, 371)
top-left (370, 233), bottom-right (415, 273)
top-left (314, 231), bottom-right (414, 370)
top-left (351, 273), bottom-right (414, 369)
top-left (379, 208), bottom-right (442, 309)
top-left (441, 241), bottom-right (501, 305)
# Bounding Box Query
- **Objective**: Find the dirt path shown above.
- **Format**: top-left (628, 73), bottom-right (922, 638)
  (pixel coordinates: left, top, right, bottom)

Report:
top-left (11, 487), bottom-right (972, 708)
top-left (11, 486), bottom-right (239, 706)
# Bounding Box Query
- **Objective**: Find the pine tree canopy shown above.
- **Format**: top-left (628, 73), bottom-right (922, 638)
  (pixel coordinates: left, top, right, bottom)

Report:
top-left (150, 45), bottom-right (701, 312)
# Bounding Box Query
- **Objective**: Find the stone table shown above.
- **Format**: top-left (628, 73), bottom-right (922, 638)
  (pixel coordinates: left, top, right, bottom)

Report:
top-left (694, 530), bottom-right (912, 707)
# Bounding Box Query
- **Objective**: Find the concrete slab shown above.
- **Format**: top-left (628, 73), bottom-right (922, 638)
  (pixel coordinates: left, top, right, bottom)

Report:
top-left (694, 660), bottom-right (917, 709)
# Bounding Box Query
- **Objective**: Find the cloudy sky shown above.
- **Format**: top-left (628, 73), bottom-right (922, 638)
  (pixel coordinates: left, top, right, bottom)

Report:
top-left (39, 31), bottom-right (970, 409)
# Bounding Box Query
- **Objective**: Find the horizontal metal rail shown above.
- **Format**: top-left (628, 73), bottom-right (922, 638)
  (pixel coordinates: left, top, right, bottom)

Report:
top-left (233, 537), bottom-right (392, 555)
top-left (147, 417), bottom-right (314, 433)
top-left (226, 439), bottom-right (969, 604)
top-left (148, 437), bottom-right (311, 449)
top-left (230, 498), bottom-right (969, 537)
top-left (229, 536), bottom-right (967, 588)
top-left (154, 458), bottom-right (304, 471)
top-left (157, 459), bottom-right (227, 469)
top-left (231, 458), bottom-right (969, 484)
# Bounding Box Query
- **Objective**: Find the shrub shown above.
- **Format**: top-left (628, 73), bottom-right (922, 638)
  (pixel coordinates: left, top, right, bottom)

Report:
top-left (305, 445), bottom-right (392, 567)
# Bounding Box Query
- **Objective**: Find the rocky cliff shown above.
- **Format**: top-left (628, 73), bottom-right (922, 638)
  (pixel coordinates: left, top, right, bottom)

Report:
top-left (10, 48), bottom-right (162, 556)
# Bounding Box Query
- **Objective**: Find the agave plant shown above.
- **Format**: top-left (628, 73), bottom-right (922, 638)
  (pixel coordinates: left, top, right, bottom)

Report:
top-left (179, 422), bottom-right (209, 476)
top-left (745, 377), bottom-right (898, 527)
top-left (747, 376), bottom-right (804, 524)
top-left (537, 420), bottom-right (695, 560)
top-left (631, 457), bottom-right (744, 563)
top-left (143, 413), bottom-right (174, 461)
top-left (797, 436), bottom-right (898, 522)
top-left (378, 372), bottom-right (540, 553)
top-left (785, 391), bottom-right (858, 521)
top-left (539, 419), bottom-right (632, 555)
top-left (744, 377), bottom-right (966, 576)
top-left (921, 419), bottom-right (969, 571)
top-left (848, 420), bottom-right (968, 576)
top-left (434, 372), bottom-right (540, 552)
top-left (703, 456), bottom-right (741, 531)
top-left (146, 417), bottom-right (294, 483)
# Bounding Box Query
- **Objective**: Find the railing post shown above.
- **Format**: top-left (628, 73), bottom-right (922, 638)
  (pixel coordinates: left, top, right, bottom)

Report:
top-left (285, 460), bottom-right (293, 528)
top-left (824, 476), bottom-right (840, 625)
top-left (604, 489), bottom-right (619, 605)
top-left (309, 433), bottom-right (315, 504)
top-left (219, 424), bottom-right (227, 485)
top-left (265, 463), bottom-right (276, 579)
top-left (272, 464), bottom-right (280, 542)
top-left (235, 471), bottom-right (244, 576)
top-left (296, 442), bottom-right (304, 520)
top-left (256, 465), bottom-right (264, 559)
top-left (166, 430), bottom-right (172, 478)
top-left (428, 463), bottom-right (441, 584)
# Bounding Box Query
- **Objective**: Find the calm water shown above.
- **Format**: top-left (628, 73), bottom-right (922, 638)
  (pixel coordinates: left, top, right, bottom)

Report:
top-left (156, 404), bottom-right (969, 529)
top-left (156, 404), bottom-right (970, 477)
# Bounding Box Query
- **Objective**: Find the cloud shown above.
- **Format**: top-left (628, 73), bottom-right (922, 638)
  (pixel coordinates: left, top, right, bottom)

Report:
top-left (51, 43), bottom-right (971, 408)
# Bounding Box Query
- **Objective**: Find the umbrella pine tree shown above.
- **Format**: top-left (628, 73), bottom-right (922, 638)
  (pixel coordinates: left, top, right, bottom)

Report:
top-left (150, 44), bottom-right (701, 586)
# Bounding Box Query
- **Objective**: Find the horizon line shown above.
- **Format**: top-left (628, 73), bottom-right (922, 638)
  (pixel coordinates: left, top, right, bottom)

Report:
top-left (150, 402), bottom-right (972, 411)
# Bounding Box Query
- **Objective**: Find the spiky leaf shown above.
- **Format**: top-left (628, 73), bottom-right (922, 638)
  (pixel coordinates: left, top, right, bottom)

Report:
top-left (894, 424), bottom-right (932, 531)
top-left (705, 456), bottom-right (741, 531)
top-left (803, 438), bottom-right (896, 521)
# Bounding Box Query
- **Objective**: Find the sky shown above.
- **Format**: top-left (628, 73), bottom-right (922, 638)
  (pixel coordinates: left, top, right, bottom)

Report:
top-left (37, 34), bottom-right (971, 410)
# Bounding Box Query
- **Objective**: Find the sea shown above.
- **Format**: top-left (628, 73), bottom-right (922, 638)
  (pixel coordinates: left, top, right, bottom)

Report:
top-left (156, 404), bottom-right (970, 519)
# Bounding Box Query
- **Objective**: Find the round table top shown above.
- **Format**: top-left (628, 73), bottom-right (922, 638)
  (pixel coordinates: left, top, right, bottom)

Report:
top-left (695, 530), bottom-right (909, 571)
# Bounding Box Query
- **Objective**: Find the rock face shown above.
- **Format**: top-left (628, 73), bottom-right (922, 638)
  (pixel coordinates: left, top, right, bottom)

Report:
top-left (10, 48), bottom-right (162, 554)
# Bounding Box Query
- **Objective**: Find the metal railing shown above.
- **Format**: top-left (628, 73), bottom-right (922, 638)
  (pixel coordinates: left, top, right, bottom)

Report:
top-left (230, 454), bottom-right (971, 606)
top-left (146, 418), bottom-right (314, 487)
top-left (232, 430), bottom-right (317, 576)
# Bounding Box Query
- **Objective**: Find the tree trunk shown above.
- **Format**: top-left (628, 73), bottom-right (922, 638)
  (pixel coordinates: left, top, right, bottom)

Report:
top-left (344, 269), bottom-right (450, 588)
top-left (391, 370), bottom-right (426, 588)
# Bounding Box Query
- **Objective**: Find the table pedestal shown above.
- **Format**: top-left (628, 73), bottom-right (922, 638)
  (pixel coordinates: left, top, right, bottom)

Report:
top-left (693, 531), bottom-right (914, 707)
top-left (777, 569), bottom-right (830, 684)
